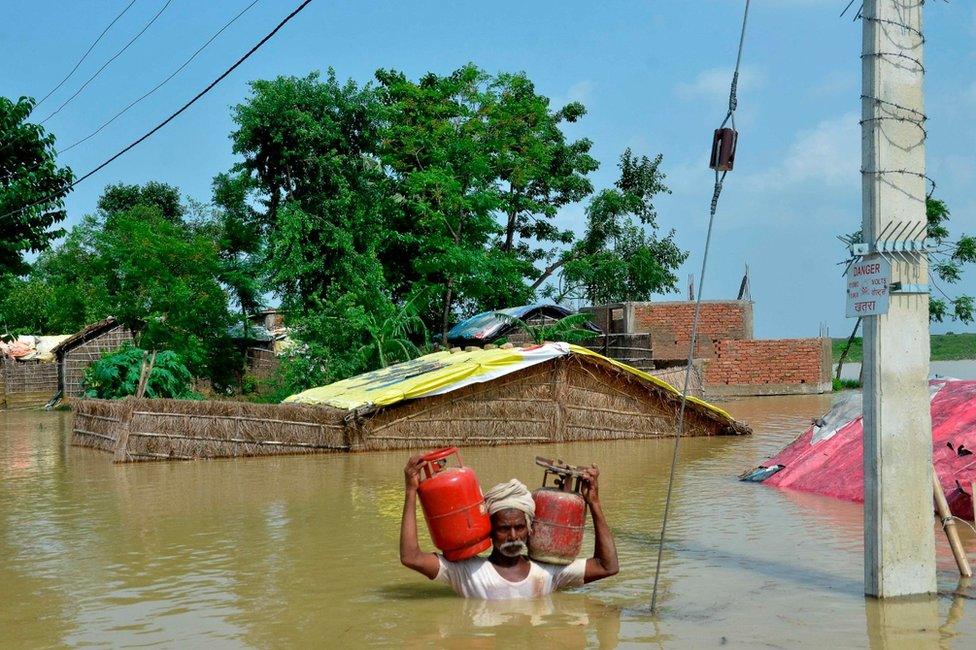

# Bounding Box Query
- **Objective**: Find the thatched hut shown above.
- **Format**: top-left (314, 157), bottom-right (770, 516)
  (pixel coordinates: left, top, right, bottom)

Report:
top-left (53, 317), bottom-right (134, 397)
top-left (287, 342), bottom-right (747, 451)
top-left (72, 343), bottom-right (749, 463)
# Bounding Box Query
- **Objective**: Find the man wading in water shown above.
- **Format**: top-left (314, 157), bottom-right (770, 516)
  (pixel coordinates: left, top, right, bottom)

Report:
top-left (400, 456), bottom-right (619, 600)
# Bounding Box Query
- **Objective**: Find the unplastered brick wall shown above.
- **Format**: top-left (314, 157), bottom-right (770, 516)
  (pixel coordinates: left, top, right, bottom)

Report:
top-left (632, 301), bottom-right (753, 360)
top-left (703, 338), bottom-right (832, 395)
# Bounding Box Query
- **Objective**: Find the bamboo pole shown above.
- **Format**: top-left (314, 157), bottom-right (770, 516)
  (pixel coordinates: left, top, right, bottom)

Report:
top-left (933, 471), bottom-right (972, 577)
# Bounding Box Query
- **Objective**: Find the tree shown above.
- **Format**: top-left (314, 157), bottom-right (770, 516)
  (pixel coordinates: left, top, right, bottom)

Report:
top-left (202, 174), bottom-right (264, 330)
top-left (0, 96), bottom-right (73, 275)
top-left (926, 197), bottom-right (975, 324)
top-left (486, 73), bottom-right (597, 295)
top-left (227, 70), bottom-right (388, 317)
top-left (0, 274), bottom-right (54, 334)
top-left (97, 181), bottom-right (184, 222)
top-left (376, 65), bottom-right (505, 339)
top-left (376, 65), bottom-right (603, 331)
top-left (547, 149), bottom-right (686, 304)
top-left (23, 183), bottom-right (237, 383)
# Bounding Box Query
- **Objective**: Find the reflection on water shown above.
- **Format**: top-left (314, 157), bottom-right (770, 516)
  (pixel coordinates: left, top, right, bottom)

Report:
top-left (2, 397), bottom-right (976, 647)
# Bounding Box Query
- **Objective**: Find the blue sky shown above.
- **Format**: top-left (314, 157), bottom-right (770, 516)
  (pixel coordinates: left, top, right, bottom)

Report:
top-left (3, 0), bottom-right (974, 339)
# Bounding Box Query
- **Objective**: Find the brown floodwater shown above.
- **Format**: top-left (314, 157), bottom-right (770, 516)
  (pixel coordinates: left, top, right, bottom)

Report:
top-left (3, 396), bottom-right (976, 648)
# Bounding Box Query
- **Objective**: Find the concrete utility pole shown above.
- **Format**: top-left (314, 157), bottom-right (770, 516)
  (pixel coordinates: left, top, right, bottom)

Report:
top-left (861, 0), bottom-right (936, 597)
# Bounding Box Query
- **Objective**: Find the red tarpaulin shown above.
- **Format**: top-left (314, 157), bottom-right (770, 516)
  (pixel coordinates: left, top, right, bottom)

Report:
top-left (744, 379), bottom-right (976, 520)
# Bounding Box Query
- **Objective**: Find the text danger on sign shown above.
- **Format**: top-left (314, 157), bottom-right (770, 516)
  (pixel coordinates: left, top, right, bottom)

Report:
top-left (846, 257), bottom-right (891, 318)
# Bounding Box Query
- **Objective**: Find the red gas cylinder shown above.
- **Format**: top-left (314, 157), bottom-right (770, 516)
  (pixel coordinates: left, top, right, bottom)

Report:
top-left (417, 447), bottom-right (492, 561)
top-left (528, 457), bottom-right (587, 565)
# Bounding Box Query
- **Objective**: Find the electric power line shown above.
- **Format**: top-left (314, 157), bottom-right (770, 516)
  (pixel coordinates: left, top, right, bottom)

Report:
top-left (57, 0), bottom-right (261, 156)
top-left (649, 0), bottom-right (752, 615)
top-left (33, 0), bottom-right (140, 112)
top-left (39, 0), bottom-right (175, 124)
top-left (0, 0), bottom-right (315, 225)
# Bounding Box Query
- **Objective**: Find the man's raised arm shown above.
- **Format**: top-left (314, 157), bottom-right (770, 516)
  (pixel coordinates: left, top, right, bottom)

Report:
top-left (579, 465), bottom-right (619, 583)
top-left (399, 455), bottom-right (441, 579)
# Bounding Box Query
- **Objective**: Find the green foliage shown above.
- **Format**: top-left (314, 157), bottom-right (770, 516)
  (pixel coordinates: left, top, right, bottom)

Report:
top-left (552, 150), bottom-right (686, 303)
top-left (240, 373), bottom-right (259, 395)
top-left (832, 377), bottom-right (861, 391)
top-left (357, 294), bottom-right (428, 369)
top-left (210, 173), bottom-right (264, 320)
top-left (11, 183), bottom-right (240, 385)
top-left (924, 197), bottom-right (974, 324)
top-left (493, 312), bottom-right (597, 345)
top-left (97, 181), bottom-right (184, 222)
top-left (223, 65), bottom-right (613, 363)
top-left (0, 96), bottom-right (74, 275)
top-left (0, 274), bottom-right (54, 334)
top-left (83, 346), bottom-right (197, 399)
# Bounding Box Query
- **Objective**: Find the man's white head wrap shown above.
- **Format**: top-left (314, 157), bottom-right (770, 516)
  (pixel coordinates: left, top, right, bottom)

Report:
top-left (484, 479), bottom-right (535, 527)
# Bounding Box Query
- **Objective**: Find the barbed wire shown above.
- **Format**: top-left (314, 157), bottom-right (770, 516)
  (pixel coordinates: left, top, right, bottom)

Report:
top-left (860, 51), bottom-right (925, 73)
top-left (861, 15), bottom-right (925, 41)
top-left (860, 169), bottom-right (936, 197)
top-left (858, 1), bottom-right (931, 202)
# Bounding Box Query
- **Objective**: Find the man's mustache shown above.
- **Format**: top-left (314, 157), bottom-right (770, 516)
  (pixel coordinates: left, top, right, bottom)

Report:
top-left (499, 540), bottom-right (527, 556)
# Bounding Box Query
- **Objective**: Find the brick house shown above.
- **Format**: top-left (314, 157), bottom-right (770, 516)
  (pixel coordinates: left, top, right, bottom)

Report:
top-left (584, 300), bottom-right (831, 397)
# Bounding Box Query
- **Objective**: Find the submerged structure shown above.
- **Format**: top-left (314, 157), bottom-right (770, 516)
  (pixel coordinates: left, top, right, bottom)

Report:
top-left (741, 379), bottom-right (976, 519)
top-left (53, 317), bottom-right (134, 398)
top-left (72, 343), bottom-right (750, 462)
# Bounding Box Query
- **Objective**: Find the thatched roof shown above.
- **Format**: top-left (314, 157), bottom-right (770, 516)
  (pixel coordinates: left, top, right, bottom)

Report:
top-left (285, 342), bottom-right (744, 431)
top-left (51, 317), bottom-right (122, 356)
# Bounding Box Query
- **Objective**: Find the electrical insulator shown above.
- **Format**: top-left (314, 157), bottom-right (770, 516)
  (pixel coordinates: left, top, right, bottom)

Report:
top-left (709, 127), bottom-right (738, 171)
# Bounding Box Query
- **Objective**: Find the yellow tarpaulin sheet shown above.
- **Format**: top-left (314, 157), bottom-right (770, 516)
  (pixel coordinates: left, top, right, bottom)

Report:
top-left (284, 342), bottom-right (733, 424)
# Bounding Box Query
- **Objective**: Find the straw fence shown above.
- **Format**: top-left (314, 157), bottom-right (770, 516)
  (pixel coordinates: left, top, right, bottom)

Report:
top-left (73, 398), bottom-right (347, 462)
top-left (73, 353), bottom-right (748, 463)
top-left (0, 358), bottom-right (58, 409)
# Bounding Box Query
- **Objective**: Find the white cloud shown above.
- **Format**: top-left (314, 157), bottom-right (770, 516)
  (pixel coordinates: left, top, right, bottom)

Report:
top-left (745, 112), bottom-right (860, 191)
top-left (551, 80), bottom-right (595, 109)
top-left (674, 65), bottom-right (763, 102)
top-left (566, 80), bottom-right (595, 104)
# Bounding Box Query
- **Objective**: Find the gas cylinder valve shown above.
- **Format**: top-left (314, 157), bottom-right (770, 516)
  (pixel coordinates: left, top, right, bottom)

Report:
top-left (529, 456), bottom-right (587, 565)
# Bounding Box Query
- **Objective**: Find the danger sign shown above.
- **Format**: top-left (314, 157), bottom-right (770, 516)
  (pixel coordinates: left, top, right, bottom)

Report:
top-left (846, 257), bottom-right (891, 318)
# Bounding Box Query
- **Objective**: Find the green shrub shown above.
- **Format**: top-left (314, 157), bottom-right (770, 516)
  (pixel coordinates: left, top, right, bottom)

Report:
top-left (83, 346), bottom-right (198, 399)
top-left (241, 373), bottom-right (259, 395)
top-left (832, 377), bottom-right (861, 392)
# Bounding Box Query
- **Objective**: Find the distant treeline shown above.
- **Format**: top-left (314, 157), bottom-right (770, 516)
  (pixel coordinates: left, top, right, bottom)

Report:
top-left (831, 333), bottom-right (976, 363)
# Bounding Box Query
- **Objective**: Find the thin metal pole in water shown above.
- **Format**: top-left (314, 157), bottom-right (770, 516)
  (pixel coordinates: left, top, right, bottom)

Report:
top-left (650, 0), bottom-right (751, 613)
